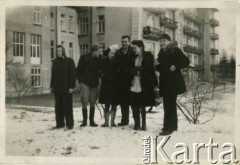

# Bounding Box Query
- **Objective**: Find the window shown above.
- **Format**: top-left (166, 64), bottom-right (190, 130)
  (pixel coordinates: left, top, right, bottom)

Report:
top-left (51, 12), bottom-right (54, 30)
top-left (69, 42), bottom-right (74, 58)
top-left (97, 15), bottom-right (105, 33)
top-left (164, 28), bottom-right (173, 40)
top-left (51, 40), bottom-right (54, 59)
top-left (31, 68), bottom-right (41, 87)
top-left (79, 17), bottom-right (88, 35)
top-left (80, 44), bottom-right (88, 55)
top-left (145, 42), bottom-right (155, 56)
top-left (210, 40), bottom-right (215, 49)
top-left (69, 16), bottom-right (74, 33)
top-left (165, 10), bottom-right (173, 19)
top-left (13, 32), bottom-right (25, 57)
top-left (33, 6), bottom-right (41, 24)
top-left (194, 55), bottom-right (198, 65)
top-left (61, 14), bottom-right (66, 31)
top-left (30, 34), bottom-right (41, 64)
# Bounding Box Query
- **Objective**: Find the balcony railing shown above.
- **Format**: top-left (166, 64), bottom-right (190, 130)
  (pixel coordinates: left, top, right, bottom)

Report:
top-left (144, 8), bottom-right (166, 14)
top-left (159, 17), bottom-right (178, 29)
top-left (142, 26), bottom-right (165, 41)
top-left (210, 18), bottom-right (219, 27)
top-left (210, 48), bottom-right (219, 55)
top-left (182, 11), bottom-right (203, 25)
top-left (183, 44), bottom-right (203, 55)
top-left (183, 26), bottom-right (202, 39)
top-left (210, 33), bottom-right (219, 40)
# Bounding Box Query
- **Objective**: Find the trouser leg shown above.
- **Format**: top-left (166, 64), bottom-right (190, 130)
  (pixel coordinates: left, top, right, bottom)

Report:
top-left (54, 93), bottom-right (65, 127)
top-left (62, 93), bottom-right (74, 128)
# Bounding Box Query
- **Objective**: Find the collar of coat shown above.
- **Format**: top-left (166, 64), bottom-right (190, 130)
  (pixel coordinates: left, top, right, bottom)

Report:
top-left (163, 42), bottom-right (178, 52)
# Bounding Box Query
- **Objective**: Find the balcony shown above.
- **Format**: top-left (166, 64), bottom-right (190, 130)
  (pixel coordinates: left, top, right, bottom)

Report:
top-left (210, 33), bottom-right (219, 40)
top-left (210, 48), bottom-right (219, 55)
top-left (183, 26), bottom-right (202, 39)
top-left (193, 65), bottom-right (203, 71)
top-left (183, 44), bottom-right (203, 55)
top-left (211, 8), bottom-right (219, 12)
top-left (159, 17), bottom-right (178, 29)
top-left (142, 26), bottom-right (164, 41)
top-left (210, 18), bottom-right (219, 27)
top-left (182, 11), bottom-right (203, 25)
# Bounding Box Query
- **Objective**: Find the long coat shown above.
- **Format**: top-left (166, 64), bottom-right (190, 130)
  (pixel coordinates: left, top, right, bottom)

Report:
top-left (50, 56), bottom-right (76, 94)
top-left (113, 46), bottom-right (134, 104)
top-left (99, 57), bottom-right (118, 105)
top-left (156, 43), bottom-right (190, 97)
top-left (129, 51), bottom-right (158, 106)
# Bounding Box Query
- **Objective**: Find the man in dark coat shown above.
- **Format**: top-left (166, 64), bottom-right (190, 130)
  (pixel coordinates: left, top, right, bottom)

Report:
top-left (76, 44), bottom-right (103, 127)
top-left (156, 34), bottom-right (190, 135)
top-left (114, 35), bottom-right (134, 126)
top-left (50, 45), bottom-right (76, 130)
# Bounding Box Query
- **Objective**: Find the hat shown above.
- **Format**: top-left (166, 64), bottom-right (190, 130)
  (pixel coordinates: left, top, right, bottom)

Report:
top-left (160, 34), bottom-right (171, 41)
top-left (109, 44), bottom-right (119, 52)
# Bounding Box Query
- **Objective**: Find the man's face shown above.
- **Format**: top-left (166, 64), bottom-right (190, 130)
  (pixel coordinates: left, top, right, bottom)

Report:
top-left (121, 38), bottom-right (130, 49)
top-left (57, 47), bottom-right (63, 57)
top-left (94, 48), bottom-right (103, 57)
top-left (160, 39), bottom-right (170, 49)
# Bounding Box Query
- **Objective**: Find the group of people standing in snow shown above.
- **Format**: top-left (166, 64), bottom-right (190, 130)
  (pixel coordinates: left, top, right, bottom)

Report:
top-left (50, 34), bottom-right (190, 136)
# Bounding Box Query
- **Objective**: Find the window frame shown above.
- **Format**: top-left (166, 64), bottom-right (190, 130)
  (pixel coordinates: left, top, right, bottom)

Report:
top-left (31, 68), bottom-right (42, 88)
top-left (33, 6), bottom-right (42, 25)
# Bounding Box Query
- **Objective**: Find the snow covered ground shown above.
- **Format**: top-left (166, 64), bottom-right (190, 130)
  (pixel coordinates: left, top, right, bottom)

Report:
top-left (5, 90), bottom-right (236, 163)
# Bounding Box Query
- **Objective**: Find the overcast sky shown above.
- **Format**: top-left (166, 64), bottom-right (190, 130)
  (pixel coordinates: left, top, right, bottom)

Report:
top-left (215, 8), bottom-right (236, 57)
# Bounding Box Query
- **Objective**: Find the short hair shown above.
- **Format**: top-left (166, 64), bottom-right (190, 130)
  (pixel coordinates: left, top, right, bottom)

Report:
top-left (56, 45), bottom-right (66, 57)
top-left (160, 34), bottom-right (171, 41)
top-left (132, 40), bottom-right (145, 51)
top-left (121, 35), bottom-right (131, 41)
top-left (91, 43), bottom-right (102, 52)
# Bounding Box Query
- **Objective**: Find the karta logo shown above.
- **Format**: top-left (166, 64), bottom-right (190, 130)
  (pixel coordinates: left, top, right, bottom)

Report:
top-left (142, 136), bottom-right (239, 164)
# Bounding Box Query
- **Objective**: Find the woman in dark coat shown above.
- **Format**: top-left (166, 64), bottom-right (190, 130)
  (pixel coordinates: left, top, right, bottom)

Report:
top-left (99, 45), bottom-right (119, 127)
top-left (130, 40), bottom-right (158, 131)
top-left (156, 34), bottom-right (190, 135)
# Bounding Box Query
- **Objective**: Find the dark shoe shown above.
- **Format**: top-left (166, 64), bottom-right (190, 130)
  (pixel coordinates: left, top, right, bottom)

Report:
top-left (90, 122), bottom-right (98, 127)
top-left (111, 123), bottom-right (117, 127)
top-left (80, 122), bottom-right (87, 127)
top-left (101, 123), bottom-right (109, 127)
top-left (51, 126), bottom-right (64, 130)
top-left (159, 131), bottom-right (173, 136)
top-left (64, 127), bottom-right (73, 131)
top-left (141, 124), bottom-right (147, 131)
top-left (134, 125), bottom-right (140, 131)
top-left (118, 122), bottom-right (128, 126)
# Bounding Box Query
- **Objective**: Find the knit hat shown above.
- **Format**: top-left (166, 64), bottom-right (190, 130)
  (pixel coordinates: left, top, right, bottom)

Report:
top-left (109, 44), bottom-right (119, 52)
top-left (160, 34), bottom-right (171, 41)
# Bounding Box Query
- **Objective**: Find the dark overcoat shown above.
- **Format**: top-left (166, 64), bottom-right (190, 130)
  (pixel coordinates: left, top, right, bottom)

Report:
top-left (99, 57), bottom-right (118, 105)
top-left (50, 56), bottom-right (76, 94)
top-left (156, 43), bottom-right (190, 97)
top-left (129, 51), bottom-right (158, 106)
top-left (113, 46), bottom-right (134, 104)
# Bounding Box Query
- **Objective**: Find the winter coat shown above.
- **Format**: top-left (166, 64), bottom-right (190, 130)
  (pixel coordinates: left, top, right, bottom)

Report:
top-left (113, 46), bottom-right (134, 104)
top-left (156, 43), bottom-right (190, 97)
top-left (129, 51), bottom-right (158, 106)
top-left (99, 57), bottom-right (118, 105)
top-left (76, 53), bottom-right (102, 88)
top-left (50, 56), bottom-right (76, 94)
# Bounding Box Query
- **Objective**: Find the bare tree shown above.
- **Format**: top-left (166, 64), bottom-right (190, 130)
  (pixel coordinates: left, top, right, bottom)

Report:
top-left (177, 81), bottom-right (219, 124)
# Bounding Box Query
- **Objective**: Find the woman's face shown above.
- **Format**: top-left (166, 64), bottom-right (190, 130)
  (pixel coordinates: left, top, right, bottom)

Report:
top-left (132, 45), bottom-right (142, 55)
top-left (108, 50), bottom-right (116, 59)
top-left (160, 39), bottom-right (170, 49)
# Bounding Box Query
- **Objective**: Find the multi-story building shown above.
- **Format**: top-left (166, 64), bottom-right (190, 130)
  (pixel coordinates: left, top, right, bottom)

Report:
top-left (5, 6), bottom-right (219, 96)
top-left (6, 6), bottom-right (80, 95)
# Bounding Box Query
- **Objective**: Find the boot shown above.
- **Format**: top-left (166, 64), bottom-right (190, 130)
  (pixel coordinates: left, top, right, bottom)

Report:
top-left (80, 108), bottom-right (87, 127)
top-left (101, 112), bottom-right (109, 127)
top-left (111, 111), bottom-right (117, 127)
top-left (133, 107), bottom-right (140, 130)
top-left (89, 107), bottom-right (98, 127)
